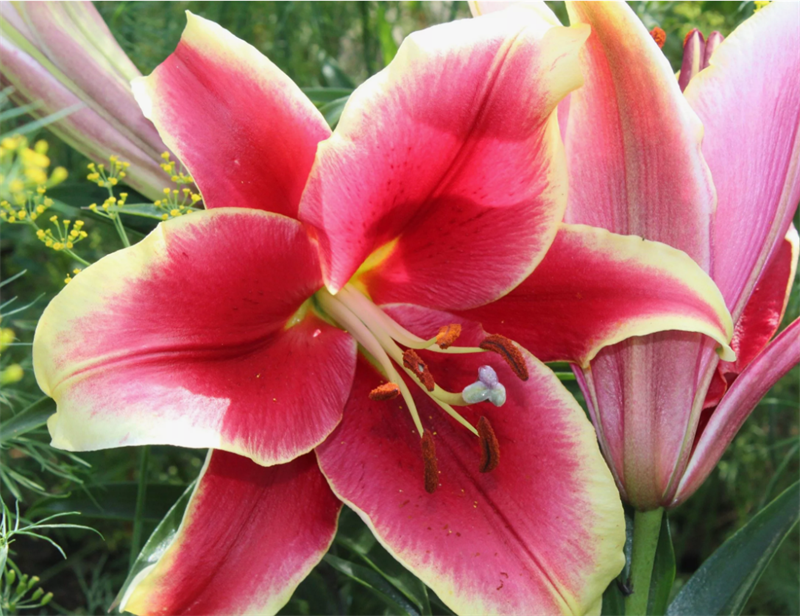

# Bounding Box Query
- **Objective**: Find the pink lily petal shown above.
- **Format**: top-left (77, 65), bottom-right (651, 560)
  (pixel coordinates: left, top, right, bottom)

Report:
top-left (121, 451), bottom-right (341, 616)
top-left (455, 223), bottom-right (734, 367)
top-left (299, 11), bottom-right (589, 309)
top-left (684, 1), bottom-right (800, 321)
top-left (563, 0), bottom-right (715, 270)
top-left (33, 209), bottom-right (356, 466)
top-left (721, 225), bottom-right (798, 377)
top-left (673, 317), bottom-right (800, 507)
top-left (580, 333), bottom-right (721, 510)
top-left (468, 0), bottom-right (561, 25)
top-left (316, 305), bottom-right (624, 615)
top-left (132, 12), bottom-right (330, 218)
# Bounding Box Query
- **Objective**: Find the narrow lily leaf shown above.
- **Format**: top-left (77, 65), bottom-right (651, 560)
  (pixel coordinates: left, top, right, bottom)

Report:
top-left (31, 482), bottom-right (187, 522)
top-left (277, 569), bottom-right (341, 616)
top-left (301, 87), bottom-right (353, 103)
top-left (602, 509), bottom-right (634, 616)
top-left (0, 397), bottom-right (54, 444)
top-left (648, 514), bottom-right (675, 616)
top-left (667, 481), bottom-right (800, 616)
top-left (318, 95), bottom-right (350, 129)
top-left (323, 554), bottom-right (421, 616)
top-left (110, 481), bottom-right (195, 612)
top-left (336, 511), bottom-right (432, 615)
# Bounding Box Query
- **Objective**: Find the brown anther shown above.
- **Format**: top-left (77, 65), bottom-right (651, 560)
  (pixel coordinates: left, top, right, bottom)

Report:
top-left (477, 416), bottom-right (500, 473)
top-left (369, 382), bottom-right (400, 401)
top-left (650, 26), bottom-right (666, 49)
top-left (421, 431), bottom-right (439, 494)
top-left (479, 334), bottom-right (528, 381)
top-left (436, 323), bottom-right (462, 349)
top-left (402, 349), bottom-right (435, 391)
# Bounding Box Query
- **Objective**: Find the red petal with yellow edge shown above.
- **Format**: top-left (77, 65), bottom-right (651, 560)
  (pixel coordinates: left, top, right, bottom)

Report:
top-left (316, 305), bottom-right (624, 616)
top-left (122, 451), bottom-right (341, 616)
top-left (684, 1), bottom-right (800, 321)
top-left (132, 12), bottom-right (330, 218)
top-left (300, 11), bottom-right (588, 310)
top-left (34, 209), bottom-right (356, 466)
top-left (562, 1), bottom-right (715, 270)
top-left (673, 318), bottom-right (800, 507)
top-left (721, 225), bottom-right (798, 377)
top-left (456, 223), bottom-right (734, 367)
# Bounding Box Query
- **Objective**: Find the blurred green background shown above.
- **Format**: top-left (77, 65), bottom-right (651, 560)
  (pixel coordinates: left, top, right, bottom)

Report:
top-left (1, 2), bottom-right (797, 614)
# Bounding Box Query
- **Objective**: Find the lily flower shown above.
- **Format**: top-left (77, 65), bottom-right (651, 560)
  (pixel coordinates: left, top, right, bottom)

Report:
top-left (0, 1), bottom-right (169, 199)
top-left (470, 0), bottom-right (799, 511)
top-left (33, 11), bottom-right (735, 615)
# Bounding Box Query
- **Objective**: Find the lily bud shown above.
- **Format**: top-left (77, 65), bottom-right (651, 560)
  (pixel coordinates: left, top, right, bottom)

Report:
top-left (0, 1), bottom-right (171, 200)
top-left (703, 31), bottom-right (724, 67)
top-left (678, 28), bottom-right (725, 91)
top-left (678, 28), bottom-right (705, 91)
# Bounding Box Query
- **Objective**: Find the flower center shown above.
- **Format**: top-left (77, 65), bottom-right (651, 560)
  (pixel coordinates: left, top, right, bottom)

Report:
top-left (314, 284), bottom-right (526, 493)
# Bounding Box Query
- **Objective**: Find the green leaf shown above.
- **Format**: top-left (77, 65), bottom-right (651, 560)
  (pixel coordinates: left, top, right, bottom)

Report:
top-left (667, 481), bottom-right (800, 616)
top-left (0, 397), bottom-right (55, 444)
top-left (31, 482), bottom-right (187, 522)
top-left (376, 3), bottom-right (399, 66)
top-left (277, 568), bottom-right (341, 616)
top-left (319, 54), bottom-right (356, 89)
top-left (324, 553), bottom-right (420, 616)
top-left (318, 96), bottom-right (350, 129)
top-left (335, 508), bottom-right (432, 615)
top-left (301, 87), bottom-right (353, 104)
top-left (602, 509), bottom-right (633, 616)
top-left (647, 513), bottom-right (675, 616)
top-left (110, 480), bottom-right (196, 612)
top-left (0, 103), bottom-right (82, 140)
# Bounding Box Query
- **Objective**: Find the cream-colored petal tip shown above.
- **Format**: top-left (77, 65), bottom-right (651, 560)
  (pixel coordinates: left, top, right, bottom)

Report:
top-left (717, 342), bottom-right (736, 362)
top-left (130, 76), bottom-right (153, 118)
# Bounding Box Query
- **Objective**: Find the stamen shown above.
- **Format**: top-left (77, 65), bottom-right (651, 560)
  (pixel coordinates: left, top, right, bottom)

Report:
top-left (650, 26), bottom-right (666, 49)
top-left (477, 416), bottom-right (500, 473)
top-left (479, 335), bottom-right (528, 381)
top-left (403, 349), bottom-right (435, 392)
top-left (369, 382), bottom-right (401, 401)
top-left (316, 290), bottom-right (425, 435)
top-left (436, 324), bottom-right (462, 349)
top-left (421, 431), bottom-right (439, 494)
top-left (337, 285), bottom-right (432, 349)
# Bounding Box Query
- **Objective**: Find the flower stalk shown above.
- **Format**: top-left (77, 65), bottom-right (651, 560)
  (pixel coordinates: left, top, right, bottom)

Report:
top-left (625, 507), bottom-right (664, 616)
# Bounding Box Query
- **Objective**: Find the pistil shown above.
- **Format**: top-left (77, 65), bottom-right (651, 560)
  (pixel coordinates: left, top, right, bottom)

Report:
top-left (316, 283), bottom-right (524, 492)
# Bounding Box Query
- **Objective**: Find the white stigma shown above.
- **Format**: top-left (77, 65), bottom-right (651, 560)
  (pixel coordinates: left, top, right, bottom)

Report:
top-left (461, 365), bottom-right (506, 407)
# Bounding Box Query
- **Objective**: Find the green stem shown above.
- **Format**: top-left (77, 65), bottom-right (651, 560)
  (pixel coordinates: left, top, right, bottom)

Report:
top-left (64, 250), bottom-right (90, 267)
top-left (129, 445), bottom-right (150, 570)
top-left (625, 507), bottom-right (664, 616)
top-left (112, 213), bottom-right (131, 247)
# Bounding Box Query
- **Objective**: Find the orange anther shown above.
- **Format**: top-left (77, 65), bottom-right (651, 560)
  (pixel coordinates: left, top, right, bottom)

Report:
top-left (436, 323), bottom-right (462, 349)
top-left (403, 349), bottom-right (435, 391)
top-left (650, 26), bottom-right (666, 49)
top-left (479, 334), bottom-right (528, 381)
top-left (421, 431), bottom-right (439, 494)
top-left (369, 382), bottom-right (401, 401)
top-left (477, 416), bottom-right (500, 473)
